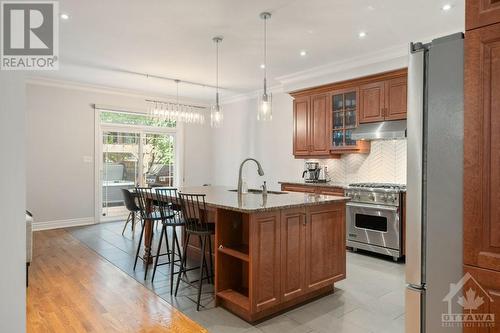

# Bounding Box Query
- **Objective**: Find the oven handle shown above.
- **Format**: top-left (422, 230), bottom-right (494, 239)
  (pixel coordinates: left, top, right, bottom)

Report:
top-left (346, 202), bottom-right (399, 212)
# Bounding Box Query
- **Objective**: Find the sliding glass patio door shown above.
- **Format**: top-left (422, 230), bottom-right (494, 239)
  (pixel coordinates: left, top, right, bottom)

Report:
top-left (97, 110), bottom-right (177, 222)
top-left (101, 131), bottom-right (141, 220)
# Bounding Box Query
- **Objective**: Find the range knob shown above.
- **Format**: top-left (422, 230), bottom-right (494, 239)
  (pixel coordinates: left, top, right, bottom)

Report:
top-left (381, 194), bottom-right (388, 202)
top-left (388, 194), bottom-right (396, 203)
top-left (353, 192), bottom-right (360, 200)
top-left (369, 193), bottom-right (375, 201)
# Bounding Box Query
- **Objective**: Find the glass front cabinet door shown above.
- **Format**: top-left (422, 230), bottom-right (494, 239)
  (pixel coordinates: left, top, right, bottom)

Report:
top-left (331, 89), bottom-right (358, 150)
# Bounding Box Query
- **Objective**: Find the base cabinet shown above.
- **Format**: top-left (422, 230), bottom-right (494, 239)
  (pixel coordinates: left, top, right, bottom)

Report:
top-left (280, 205), bottom-right (346, 302)
top-left (463, 266), bottom-right (500, 332)
top-left (305, 205), bottom-right (346, 290)
top-left (216, 202), bottom-right (346, 323)
top-left (250, 212), bottom-right (282, 313)
top-left (280, 209), bottom-right (307, 302)
top-left (281, 183), bottom-right (345, 196)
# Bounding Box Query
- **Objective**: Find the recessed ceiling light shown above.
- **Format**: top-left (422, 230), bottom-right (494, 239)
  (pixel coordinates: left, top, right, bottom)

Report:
top-left (442, 4), bottom-right (452, 11)
top-left (358, 31), bottom-right (367, 38)
top-left (367, 5), bottom-right (375, 11)
top-left (300, 50), bottom-right (307, 57)
top-left (260, 63), bottom-right (265, 69)
top-left (60, 13), bottom-right (69, 20)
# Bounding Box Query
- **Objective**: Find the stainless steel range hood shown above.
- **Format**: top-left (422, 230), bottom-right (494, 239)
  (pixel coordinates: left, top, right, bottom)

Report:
top-left (350, 120), bottom-right (407, 140)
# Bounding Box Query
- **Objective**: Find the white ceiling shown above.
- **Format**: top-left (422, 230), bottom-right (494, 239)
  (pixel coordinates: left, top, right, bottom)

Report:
top-left (35, 0), bottom-right (465, 101)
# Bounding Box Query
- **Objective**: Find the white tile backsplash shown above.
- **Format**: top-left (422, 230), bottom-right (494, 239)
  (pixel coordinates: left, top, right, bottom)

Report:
top-left (316, 140), bottom-right (407, 185)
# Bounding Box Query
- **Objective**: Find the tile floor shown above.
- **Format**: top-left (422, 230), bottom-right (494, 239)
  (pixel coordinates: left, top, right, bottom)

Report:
top-left (69, 221), bottom-right (405, 333)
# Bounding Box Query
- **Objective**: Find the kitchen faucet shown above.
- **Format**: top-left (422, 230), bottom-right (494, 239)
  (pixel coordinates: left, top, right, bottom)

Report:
top-left (237, 158), bottom-right (265, 194)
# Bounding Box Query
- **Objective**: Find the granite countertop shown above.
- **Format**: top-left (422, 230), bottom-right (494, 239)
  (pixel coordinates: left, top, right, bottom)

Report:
top-left (278, 180), bottom-right (348, 189)
top-left (177, 186), bottom-right (349, 213)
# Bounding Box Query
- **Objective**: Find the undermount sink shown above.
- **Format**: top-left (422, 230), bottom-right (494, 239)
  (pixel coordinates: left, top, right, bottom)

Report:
top-left (228, 189), bottom-right (288, 195)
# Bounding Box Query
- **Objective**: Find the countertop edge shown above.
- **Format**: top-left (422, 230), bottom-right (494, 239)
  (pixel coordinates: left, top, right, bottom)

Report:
top-left (279, 181), bottom-right (348, 189)
top-left (209, 196), bottom-right (350, 213)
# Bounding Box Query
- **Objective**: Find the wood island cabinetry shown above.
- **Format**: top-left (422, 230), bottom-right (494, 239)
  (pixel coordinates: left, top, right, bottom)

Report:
top-left (215, 201), bottom-right (346, 322)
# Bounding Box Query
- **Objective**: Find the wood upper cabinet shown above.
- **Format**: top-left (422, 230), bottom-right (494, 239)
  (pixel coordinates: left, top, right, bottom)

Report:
top-left (359, 81), bottom-right (386, 123)
top-left (280, 208), bottom-right (306, 302)
top-left (305, 204), bottom-right (345, 291)
top-left (293, 94), bottom-right (330, 156)
top-left (250, 211), bottom-right (281, 313)
top-left (310, 94), bottom-right (330, 155)
top-left (291, 69), bottom-right (406, 157)
top-left (466, 0), bottom-right (500, 30)
top-left (359, 76), bottom-right (408, 123)
top-left (293, 96), bottom-right (310, 156)
top-left (464, 23), bottom-right (500, 273)
top-left (385, 76), bottom-right (408, 121)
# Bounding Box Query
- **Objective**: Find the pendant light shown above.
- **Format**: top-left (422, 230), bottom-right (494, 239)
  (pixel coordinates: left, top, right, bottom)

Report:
top-left (257, 12), bottom-right (272, 121)
top-left (211, 36), bottom-right (224, 128)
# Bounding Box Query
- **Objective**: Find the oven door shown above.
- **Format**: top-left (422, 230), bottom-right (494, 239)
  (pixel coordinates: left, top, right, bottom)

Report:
top-left (346, 202), bottom-right (400, 250)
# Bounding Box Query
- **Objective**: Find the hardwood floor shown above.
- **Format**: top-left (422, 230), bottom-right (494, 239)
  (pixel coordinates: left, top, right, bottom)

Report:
top-left (27, 229), bottom-right (207, 333)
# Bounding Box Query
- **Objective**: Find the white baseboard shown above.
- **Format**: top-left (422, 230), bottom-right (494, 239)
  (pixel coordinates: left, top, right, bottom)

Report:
top-left (33, 217), bottom-right (95, 231)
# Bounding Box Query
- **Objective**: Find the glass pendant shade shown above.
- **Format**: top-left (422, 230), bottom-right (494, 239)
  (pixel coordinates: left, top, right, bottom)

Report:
top-left (211, 36), bottom-right (223, 128)
top-left (211, 102), bottom-right (223, 128)
top-left (258, 12), bottom-right (272, 122)
top-left (257, 92), bottom-right (272, 121)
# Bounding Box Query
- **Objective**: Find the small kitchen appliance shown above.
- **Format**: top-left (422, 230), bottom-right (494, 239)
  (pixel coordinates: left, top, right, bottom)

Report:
top-left (302, 162), bottom-right (325, 183)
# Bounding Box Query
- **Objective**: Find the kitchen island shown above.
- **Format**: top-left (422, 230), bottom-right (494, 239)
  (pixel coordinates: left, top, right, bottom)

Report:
top-left (142, 186), bottom-right (349, 322)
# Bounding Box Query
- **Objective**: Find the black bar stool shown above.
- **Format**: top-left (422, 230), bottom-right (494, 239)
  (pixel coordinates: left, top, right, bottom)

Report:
top-left (121, 189), bottom-right (141, 236)
top-left (134, 187), bottom-right (164, 280)
top-left (152, 188), bottom-right (185, 293)
top-left (175, 193), bottom-right (215, 311)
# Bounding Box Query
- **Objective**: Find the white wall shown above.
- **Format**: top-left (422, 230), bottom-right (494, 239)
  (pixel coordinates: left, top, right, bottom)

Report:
top-left (213, 92), bottom-right (303, 191)
top-left (211, 98), bottom-right (257, 186)
top-left (26, 82), bottom-right (212, 228)
top-left (0, 72), bottom-right (26, 332)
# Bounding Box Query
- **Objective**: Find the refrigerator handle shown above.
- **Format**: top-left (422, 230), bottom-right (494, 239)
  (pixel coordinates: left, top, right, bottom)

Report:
top-left (406, 45), bottom-right (425, 287)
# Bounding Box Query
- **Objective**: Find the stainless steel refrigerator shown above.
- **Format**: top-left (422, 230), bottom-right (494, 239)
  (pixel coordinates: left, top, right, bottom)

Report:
top-left (406, 33), bottom-right (464, 333)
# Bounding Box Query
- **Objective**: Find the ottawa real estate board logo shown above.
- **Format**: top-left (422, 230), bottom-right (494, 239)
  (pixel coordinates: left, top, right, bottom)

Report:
top-left (1, 1), bottom-right (59, 70)
top-left (442, 272), bottom-right (495, 328)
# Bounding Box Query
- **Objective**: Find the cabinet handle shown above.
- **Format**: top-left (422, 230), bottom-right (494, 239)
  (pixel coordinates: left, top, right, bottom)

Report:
top-left (303, 215), bottom-right (307, 226)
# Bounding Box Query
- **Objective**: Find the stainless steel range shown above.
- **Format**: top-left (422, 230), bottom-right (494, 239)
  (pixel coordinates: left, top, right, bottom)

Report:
top-left (345, 182), bottom-right (406, 261)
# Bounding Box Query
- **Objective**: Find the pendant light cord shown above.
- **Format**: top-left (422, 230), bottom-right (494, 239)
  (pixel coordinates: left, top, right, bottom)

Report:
top-left (263, 15), bottom-right (267, 94)
top-left (216, 39), bottom-right (220, 106)
top-left (175, 80), bottom-right (180, 111)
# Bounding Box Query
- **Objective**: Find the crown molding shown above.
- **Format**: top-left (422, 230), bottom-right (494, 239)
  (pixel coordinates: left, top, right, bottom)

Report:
top-left (26, 76), bottom-right (210, 107)
top-left (276, 43), bottom-right (408, 87)
top-left (275, 30), bottom-right (457, 91)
